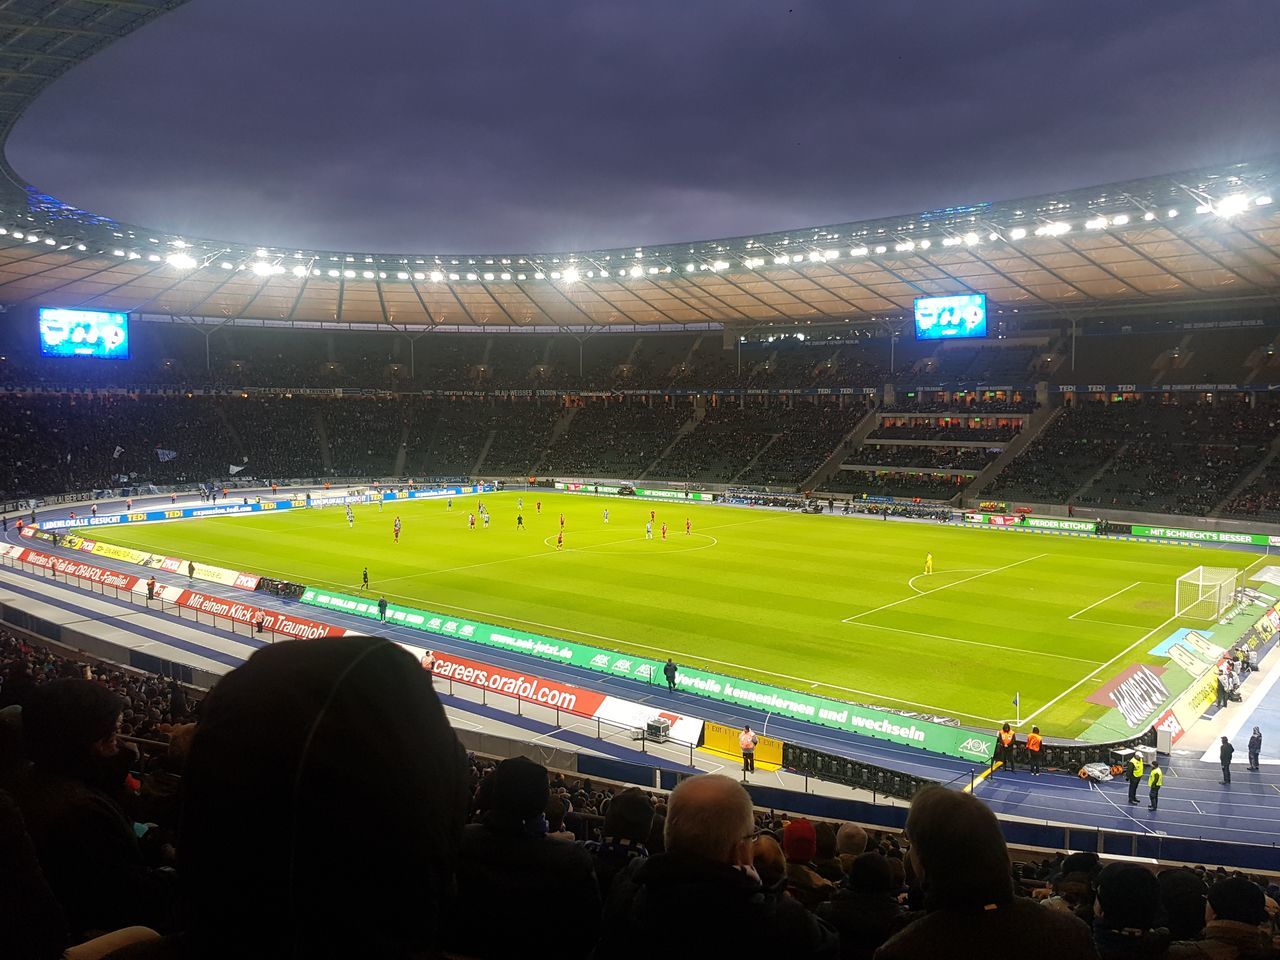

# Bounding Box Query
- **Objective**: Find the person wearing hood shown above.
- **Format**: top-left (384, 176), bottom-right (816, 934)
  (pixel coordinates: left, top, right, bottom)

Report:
top-left (16, 678), bottom-right (176, 939)
top-left (1092, 863), bottom-right (1171, 959)
top-left (107, 635), bottom-right (468, 960)
top-left (818, 852), bottom-right (906, 960)
top-left (874, 787), bottom-right (1097, 960)
top-left (597, 773), bottom-right (837, 959)
top-left (450, 755), bottom-right (600, 960)
top-left (1168, 876), bottom-right (1276, 959)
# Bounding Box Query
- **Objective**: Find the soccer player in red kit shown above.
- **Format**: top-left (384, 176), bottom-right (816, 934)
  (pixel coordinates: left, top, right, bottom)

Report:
top-left (469, 513), bottom-right (476, 530)
top-left (556, 530), bottom-right (564, 551)
top-left (650, 509), bottom-right (655, 522)
top-left (560, 513), bottom-right (565, 529)
top-left (661, 522), bottom-right (667, 541)
top-left (536, 500), bottom-right (542, 514)
top-left (393, 516), bottom-right (401, 542)
top-left (685, 517), bottom-right (691, 535)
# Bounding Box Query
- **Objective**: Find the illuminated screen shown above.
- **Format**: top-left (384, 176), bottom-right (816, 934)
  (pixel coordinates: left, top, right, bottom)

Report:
top-left (914, 294), bottom-right (988, 341)
top-left (38, 308), bottom-right (130, 359)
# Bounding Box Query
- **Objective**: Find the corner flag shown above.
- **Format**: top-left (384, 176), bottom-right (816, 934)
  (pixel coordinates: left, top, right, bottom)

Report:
top-left (1012, 693), bottom-right (1020, 709)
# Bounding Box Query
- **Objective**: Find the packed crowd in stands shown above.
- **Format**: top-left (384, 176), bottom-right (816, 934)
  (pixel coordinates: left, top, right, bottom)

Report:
top-left (725, 403), bottom-right (865, 488)
top-left (988, 400), bottom-right (1280, 515)
top-left (842, 444), bottom-right (998, 470)
top-left (821, 471), bottom-right (971, 501)
top-left (2, 633), bottom-right (1276, 959)
top-left (541, 402), bottom-right (687, 478)
top-left (1226, 474), bottom-right (1280, 521)
top-left (866, 421), bottom-right (1021, 443)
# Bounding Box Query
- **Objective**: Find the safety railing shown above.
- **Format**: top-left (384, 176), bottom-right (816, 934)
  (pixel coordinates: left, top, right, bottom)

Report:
top-left (0, 553), bottom-right (298, 645)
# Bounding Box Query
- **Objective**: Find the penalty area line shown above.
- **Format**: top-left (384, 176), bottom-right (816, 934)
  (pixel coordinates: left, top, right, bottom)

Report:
top-left (843, 553), bottom-right (1048, 623)
top-left (1067, 581), bottom-right (1142, 621)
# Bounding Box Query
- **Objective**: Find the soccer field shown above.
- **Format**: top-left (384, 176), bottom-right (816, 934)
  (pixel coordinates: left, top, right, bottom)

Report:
top-left (90, 491), bottom-right (1259, 737)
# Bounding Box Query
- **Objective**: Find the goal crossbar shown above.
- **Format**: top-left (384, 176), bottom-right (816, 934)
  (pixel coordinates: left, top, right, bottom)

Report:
top-left (1174, 566), bottom-right (1243, 621)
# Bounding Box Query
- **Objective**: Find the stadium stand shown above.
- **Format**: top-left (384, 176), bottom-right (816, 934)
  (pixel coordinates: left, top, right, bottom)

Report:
top-left (4, 632), bottom-right (1276, 958)
top-left (540, 402), bottom-right (686, 478)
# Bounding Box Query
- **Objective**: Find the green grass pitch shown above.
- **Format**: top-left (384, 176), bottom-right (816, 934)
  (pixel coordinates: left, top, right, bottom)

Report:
top-left (90, 492), bottom-right (1258, 737)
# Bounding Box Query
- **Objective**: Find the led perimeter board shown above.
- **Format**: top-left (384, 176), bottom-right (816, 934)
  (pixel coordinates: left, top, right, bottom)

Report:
top-left (38, 307), bottom-right (130, 359)
top-left (914, 294), bottom-right (988, 341)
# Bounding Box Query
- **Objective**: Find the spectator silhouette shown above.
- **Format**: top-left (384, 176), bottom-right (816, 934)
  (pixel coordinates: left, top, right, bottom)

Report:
top-left (1092, 863), bottom-right (1170, 959)
top-left (597, 773), bottom-right (837, 958)
top-left (451, 756), bottom-right (601, 960)
top-left (583, 786), bottom-right (653, 899)
top-left (16, 678), bottom-right (176, 939)
top-left (818, 852), bottom-right (906, 960)
top-left (110, 635), bottom-right (467, 960)
top-left (1168, 876), bottom-right (1275, 959)
top-left (874, 786), bottom-right (1097, 960)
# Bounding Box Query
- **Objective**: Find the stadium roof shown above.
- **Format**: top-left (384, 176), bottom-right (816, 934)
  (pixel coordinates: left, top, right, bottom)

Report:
top-left (0, 1), bottom-right (1277, 332)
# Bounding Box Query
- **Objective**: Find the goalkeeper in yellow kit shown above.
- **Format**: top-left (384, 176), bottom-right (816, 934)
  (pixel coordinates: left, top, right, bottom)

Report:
top-left (924, 552), bottom-right (933, 575)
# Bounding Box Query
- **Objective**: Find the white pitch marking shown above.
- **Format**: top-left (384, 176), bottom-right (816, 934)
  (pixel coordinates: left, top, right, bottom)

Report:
top-left (843, 553), bottom-right (1048, 623)
top-left (1068, 581), bottom-right (1143, 621)
top-left (842, 621), bottom-right (1105, 665)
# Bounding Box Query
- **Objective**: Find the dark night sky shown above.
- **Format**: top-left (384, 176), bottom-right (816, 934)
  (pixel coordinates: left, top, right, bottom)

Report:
top-left (6, 0), bottom-right (1280, 253)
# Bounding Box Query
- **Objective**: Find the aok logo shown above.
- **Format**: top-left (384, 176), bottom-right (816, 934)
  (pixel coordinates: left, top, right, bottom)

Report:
top-left (958, 737), bottom-right (994, 759)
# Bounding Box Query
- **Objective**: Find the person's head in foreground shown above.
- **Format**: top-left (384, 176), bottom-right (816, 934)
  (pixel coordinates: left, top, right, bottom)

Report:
top-left (665, 773), bottom-right (754, 865)
top-left (903, 785), bottom-right (1013, 910)
top-left (177, 636), bottom-right (467, 959)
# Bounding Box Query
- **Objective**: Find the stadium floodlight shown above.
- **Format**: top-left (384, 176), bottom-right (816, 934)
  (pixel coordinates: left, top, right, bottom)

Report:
top-left (362, 270), bottom-right (375, 279)
top-left (1167, 208), bottom-right (1178, 217)
top-left (940, 237), bottom-right (961, 247)
top-left (147, 253), bottom-right (161, 262)
top-left (76, 244), bottom-right (86, 251)
top-left (396, 271), bottom-right (408, 280)
top-left (44, 238), bottom-right (56, 245)
top-left (328, 269), bottom-right (339, 278)
top-left (165, 252), bottom-right (197, 270)
top-left (850, 246), bottom-right (869, 256)
top-left (484, 272), bottom-right (495, 281)
top-left (293, 265), bottom-right (309, 279)
top-left (429, 271), bottom-right (443, 282)
top-left (343, 269), bottom-right (356, 279)
top-left (517, 273), bottom-right (526, 280)
top-left (894, 241), bottom-right (914, 252)
top-left (500, 272), bottom-right (511, 280)
top-left (712, 260), bottom-right (729, 271)
top-left (963, 233), bottom-right (979, 245)
top-left (533, 272), bottom-right (544, 279)
top-left (255, 248), bottom-right (268, 257)
top-left (10, 231), bottom-right (21, 239)
top-left (1143, 211), bottom-right (1156, 221)
top-left (1195, 203), bottom-right (1212, 214)
top-left (171, 239), bottom-right (187, 248)
top-left (1085, 217), bottom-right (1107, 230)
top-left (1009, 227), bottom-right (1026, 240)
top-left (1257, 195), bottom-right (1274, 206)
top-left (917, 239), bottom-right (930, 250)
top-left (648, 266), bottom-right (659, 274)
top-left (686, 263), bottom-right (697, 271)
top-left (561, 267), bottom-right (579, 283)
top-left (1034, 222), bottom-right (1070, 237)
top-left (251, 261), bottom-right (275, 277)
top-left (808, 250), bottom-right (823, 262)
top-left (449, 273), bottom-right (461, 280)
top-left (774, 256), bottom-right (789, 265)
top-left (1112, 214), bottom-right (1130, 225)
top-left (550, 271), bottom-right (561, 280)
top-left (1215, 194), bottom-right (1249, 217)
top-left (466, 273), bottom-right (478, 281)
top-left (874, 244), bottom-right (887, 254)
top-left (128, 252), bottom-right (141, 260)
top-left (629, 265), bottom-right (643, 278)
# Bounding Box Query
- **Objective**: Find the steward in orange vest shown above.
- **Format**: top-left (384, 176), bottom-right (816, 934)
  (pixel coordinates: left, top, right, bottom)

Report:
top-left (1026, 726), bottom-right (1043, 776)
top-left (997, 723), bottom-right (1017, 773)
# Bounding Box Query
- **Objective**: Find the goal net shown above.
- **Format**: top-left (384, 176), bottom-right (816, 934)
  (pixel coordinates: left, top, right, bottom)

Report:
top-left (1174, 566), bottom-right (1243, 620)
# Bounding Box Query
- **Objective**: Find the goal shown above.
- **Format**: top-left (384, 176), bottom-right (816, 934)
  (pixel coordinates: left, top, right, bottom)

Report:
top-left (1174, 566), bottom-right (1243, 620)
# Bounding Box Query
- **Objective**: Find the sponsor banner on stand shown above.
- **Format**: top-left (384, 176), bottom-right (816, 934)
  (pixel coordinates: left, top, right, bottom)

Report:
top-left (963, 512), bottom-right (1097, 533)
top-left (1130, 525), bottom-right (1278, 547)
top-left (428, 649), bottom-right (606, 716)
top-left (12, 548), bottom-right (141, 591)
top-left (701, 719), bottom-right (782, 769)
top-left (39, 498), bottom-right (298, 531)
top-left (300, 586), bottom-right (993, 761)
top-left (89, 541), bottom-right (154, 565)
top-left (175, 589), bottom-right (346, 640)
top-left (594, 697), bottom-right (705, 745)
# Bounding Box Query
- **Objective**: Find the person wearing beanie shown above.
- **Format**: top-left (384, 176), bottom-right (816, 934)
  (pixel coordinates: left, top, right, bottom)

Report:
top-left (1167, 875), bottom-right (1274, 959)
top-left (818, 852), bottom-right (905, 960)
top-left (875, 787), bottom-right (1097, 960)
top-left (452, 756), bottom-right (601, 959)
top-left (1092, 863), bottom-right (1171, 959)
top-left (784, 818), bottom-right (836, 907)
top-left (812, 820), bottom-right (846, 883)
top-left (103, 636), bottom-right (468, 960)
top-left (1158, 868), bottom-right (1210, 942)
top-left (582, 787), bottom-right (654, 899)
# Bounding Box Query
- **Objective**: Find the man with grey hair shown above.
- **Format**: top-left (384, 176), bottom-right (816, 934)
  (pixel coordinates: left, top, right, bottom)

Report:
top-left (596, 774), bottom-right (837, 957)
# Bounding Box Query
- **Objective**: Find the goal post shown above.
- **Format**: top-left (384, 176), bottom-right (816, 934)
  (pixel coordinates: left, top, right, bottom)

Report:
top-left (1174, 566), bottom-right (1244, 621)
